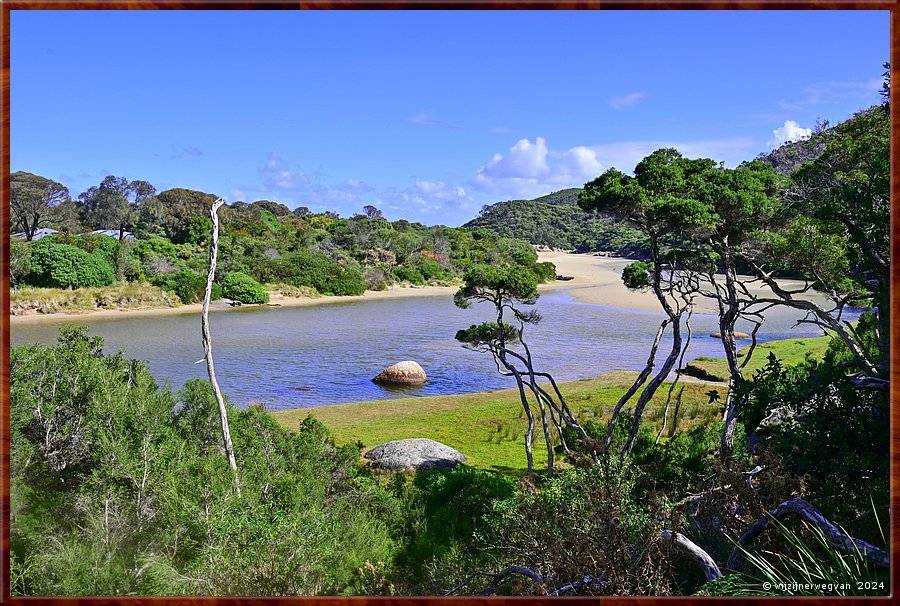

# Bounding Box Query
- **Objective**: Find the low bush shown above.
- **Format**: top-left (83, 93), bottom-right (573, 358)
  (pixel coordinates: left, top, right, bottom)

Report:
top-left (393, 265), bottom-right (424, 284)
top-left (221, 271), bottom-right (269, 304)
top-left (10, 328), bottom-right (405, 596)
top-left (27, 238), bottom-right (115, 289)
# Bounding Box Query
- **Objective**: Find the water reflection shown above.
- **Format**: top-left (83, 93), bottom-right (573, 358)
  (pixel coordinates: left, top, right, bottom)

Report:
top-left (10, 291), bottom-right (858, 410)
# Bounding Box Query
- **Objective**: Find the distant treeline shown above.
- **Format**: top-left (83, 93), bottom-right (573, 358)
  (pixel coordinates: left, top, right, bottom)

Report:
top-left (9, 178), bottom-right (554, 303)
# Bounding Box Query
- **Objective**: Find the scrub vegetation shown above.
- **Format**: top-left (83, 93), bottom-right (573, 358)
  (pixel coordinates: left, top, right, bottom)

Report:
top-left (9, 84), bottom-right (890, 596)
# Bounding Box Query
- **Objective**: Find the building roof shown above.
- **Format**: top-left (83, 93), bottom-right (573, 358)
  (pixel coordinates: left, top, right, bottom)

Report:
top-left (11, 227), bottom-right (59, 240)
top-left (84, 229), bottom-right (135, 239)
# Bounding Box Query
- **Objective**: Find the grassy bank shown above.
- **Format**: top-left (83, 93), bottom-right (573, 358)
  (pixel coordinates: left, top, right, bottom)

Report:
top-left (682, 335), bottom-right (831, 382)
top-left (272, 372), bottom-right (718, 475)
top-left (10, 283), bottom-right (181, 315)
top-left (272, 333), bottom-right (835, 475)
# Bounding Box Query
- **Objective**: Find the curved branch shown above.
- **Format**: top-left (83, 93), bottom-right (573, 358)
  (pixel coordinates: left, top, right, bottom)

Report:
top-left (726, 498), bottom-right (890, 571)
top-left (661, 530), bottom-right (723, 581)
top-left (445, 566), bottom-right (545, 596)
top-left (604, 319), bottom-right (668, 451)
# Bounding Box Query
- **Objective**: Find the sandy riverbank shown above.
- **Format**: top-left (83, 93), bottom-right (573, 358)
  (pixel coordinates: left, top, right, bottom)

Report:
top-left (540, 251), bottom-right (830, 313)
top-left (8, 251), bottom-right (824, 325)
top-left (8, 283), bottom-right (459, 325)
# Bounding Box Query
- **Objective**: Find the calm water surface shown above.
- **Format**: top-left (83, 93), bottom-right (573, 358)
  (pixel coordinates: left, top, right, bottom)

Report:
top-left (10, 289), bottom-right (857, 410)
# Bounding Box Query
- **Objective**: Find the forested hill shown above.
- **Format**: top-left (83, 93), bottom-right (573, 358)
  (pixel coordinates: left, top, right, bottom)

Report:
top-left (465, 130), bottom-right (835, 256)
top-left (463, 189), bottom-right (649, 256)
top-left (757, 126), bottom-right (831, 175)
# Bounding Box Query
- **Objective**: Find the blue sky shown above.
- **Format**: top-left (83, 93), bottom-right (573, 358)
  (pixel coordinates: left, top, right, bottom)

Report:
top-left (11, 10), bottom-right (888, 226)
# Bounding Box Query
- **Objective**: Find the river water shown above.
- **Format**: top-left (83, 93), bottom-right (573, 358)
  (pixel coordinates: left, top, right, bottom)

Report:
top-left (10, 289), bottom-right (855, 410)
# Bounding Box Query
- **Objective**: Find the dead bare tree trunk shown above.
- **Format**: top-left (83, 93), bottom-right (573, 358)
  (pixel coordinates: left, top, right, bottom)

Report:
top-left (660, 530), bottom-right (723, 581)
top-left (726, 498), bottom-right (890, 571)
top-left (202, 197), bottom-right (240, 495)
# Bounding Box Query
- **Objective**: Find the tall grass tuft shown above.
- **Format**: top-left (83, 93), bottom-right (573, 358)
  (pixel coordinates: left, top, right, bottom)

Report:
top-left (700, 511), bottom-right (888, 596)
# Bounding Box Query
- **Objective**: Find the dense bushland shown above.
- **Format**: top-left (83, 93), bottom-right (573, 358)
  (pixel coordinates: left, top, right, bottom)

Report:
top-left (10, 328), bottom-right (406, 595)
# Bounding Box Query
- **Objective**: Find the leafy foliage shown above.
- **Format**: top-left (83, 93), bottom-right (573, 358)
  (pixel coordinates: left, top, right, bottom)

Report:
top-left (466, 188), bottom-right (650, 255)
top-left (10, 328), bottom-right (404, 596)
top-left (220, 271), bottom-right (269, 304)
top-left (27, 238), bottom-right (116, 289)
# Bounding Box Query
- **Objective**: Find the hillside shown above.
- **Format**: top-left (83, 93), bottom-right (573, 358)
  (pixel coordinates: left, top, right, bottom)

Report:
top-left (465, 129), bottom-right (837, 257)
top-left (464, 188), bottom-right (649, 256)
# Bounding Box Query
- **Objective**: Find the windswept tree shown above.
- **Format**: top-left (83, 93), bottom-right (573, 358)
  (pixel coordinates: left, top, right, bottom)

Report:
top-left (10, 171), bottom-right (69, 240)
top-left (363, 204), bottom-right (383, 219)
top-left (141, 187), bottom-right (218, 242)
top-left (454, 264), bottom-right (589, 476)
top-left (78, 175), bottom-right (156, 240)
top-left (581, 117), bottom-right (888, 462)
top-left (578, 149), bottom-right (710, 460)
top-left (750, 104), bottom-right (890, 390)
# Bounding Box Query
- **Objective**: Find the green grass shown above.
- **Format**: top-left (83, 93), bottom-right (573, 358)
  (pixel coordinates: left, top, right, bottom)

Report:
top-left (272, 372), bottom-right (717, 475)
top-left (272, 333), bottom-right (836, 475)
top-left (683, 336), bottom-right (832, 383)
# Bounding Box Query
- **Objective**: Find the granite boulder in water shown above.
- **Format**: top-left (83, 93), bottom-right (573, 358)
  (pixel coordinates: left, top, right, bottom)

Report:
top-left (372, 360), bottom-right (427, 384)
top-left (364, 438), bottom-right (467, 471)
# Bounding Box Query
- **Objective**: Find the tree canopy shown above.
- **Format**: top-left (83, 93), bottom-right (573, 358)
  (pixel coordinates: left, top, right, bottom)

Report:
top-left (10, 171), bottom-right (69, 240)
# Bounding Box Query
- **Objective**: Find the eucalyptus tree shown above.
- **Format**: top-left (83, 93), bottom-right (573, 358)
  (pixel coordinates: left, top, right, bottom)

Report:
top-left (578, 149), bottom-right (712, 460)
top-left (454, 264), bottom-right (590, 476)
top-left (745, 105), bottom-right (890, 390)
top-left (78, 175), bottom-right (156, 240)
top-left (10, 171), bottom-right (69, 240)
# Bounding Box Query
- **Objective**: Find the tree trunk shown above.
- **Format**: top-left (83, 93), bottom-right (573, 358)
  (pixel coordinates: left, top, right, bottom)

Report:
top-left (727, 498), bottom-right (889, 570)
top-left (660, 530), bottom-right (723, 581)
top-left (202, 197), bottom-right (240, 495)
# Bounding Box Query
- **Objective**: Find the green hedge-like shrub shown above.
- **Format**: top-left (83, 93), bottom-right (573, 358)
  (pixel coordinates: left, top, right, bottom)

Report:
top-left (158, 270), bottom-right (206, 304)
top-left (533, 261), bottom-right (557, 283)
top-left (221, 271), bottom-right (269, 304)
top-left (28, 239), bottom-right (115, 289)
top-left (262, 253), bottom-right (365, 296)
top-left (393, 265), bottom-right (425, 284)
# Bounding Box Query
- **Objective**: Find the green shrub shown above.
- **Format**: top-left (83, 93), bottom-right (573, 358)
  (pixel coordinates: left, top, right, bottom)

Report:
top-left (287, 253), bottom-right (366, 296)
top-left (28, 239), bottom-right (115, 289)
top-left (10, 240), bottom-right (31, 288)
top-left (159, 270), bottom-right (206, 304)
top-left (184, 216), bottom-right (213, 245)
top-left (220, 271), bottom-right (269, 304)
top-left (533, 261), bottom-right (557, 283)
top-left (473, 464), bottom-right (669, 596)
top-left (394, 265), bottom-right (425, 284)
top-left (10, 328), bottom-right (405, 596)
top-left (743, 334), bottom-right (888, 523)
top-left (248, 254), bottom-right (365, 296)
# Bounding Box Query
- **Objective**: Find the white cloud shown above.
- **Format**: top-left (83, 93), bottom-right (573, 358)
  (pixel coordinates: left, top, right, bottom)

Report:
top-left (258, 152), bottom-right (309, 191)
top-left (471, 135), bottom-right (764, 200)
top-left (245, 153), bottom-right (477, 223)
top-left (769, 120), bottom-right (812, 149)
top-left (472, 137), bottom-right (607, 198)
top-left (376, 178), bottom-right (478, 222)
top-left (335, 178), bottom-right (374, 194)
top-left (609, 91), bottom-right (647, 110)
top-left (779, 76), bottom-right (883, 109)
top-left (479, 137), bottom-right (551, 178)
